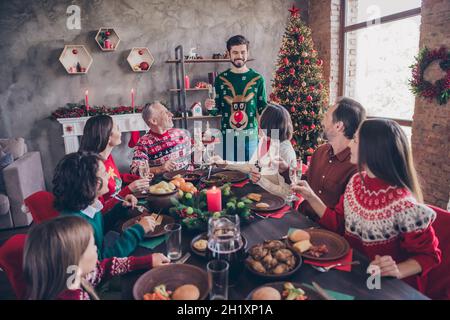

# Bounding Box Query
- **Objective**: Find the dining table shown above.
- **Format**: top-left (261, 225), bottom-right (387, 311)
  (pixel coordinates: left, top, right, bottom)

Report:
top-left (120, 181), bottom-right (429, 300)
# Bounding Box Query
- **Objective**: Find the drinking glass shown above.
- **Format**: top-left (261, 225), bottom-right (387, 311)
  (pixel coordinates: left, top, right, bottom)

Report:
top-left (285, 159), bottom-right (302, 204)
top-left (164, 223), bottom-right (182, 261)
top-left (207, 260), bottom-right (229, 300)
top-left (138, 162), bottom-right (151, 194)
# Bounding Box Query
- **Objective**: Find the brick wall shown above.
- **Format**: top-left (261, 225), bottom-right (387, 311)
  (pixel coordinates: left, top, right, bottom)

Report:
top-left (412, 0), bottom-right (450, 209)
top-left (309, 0), bottom-right (340, 104)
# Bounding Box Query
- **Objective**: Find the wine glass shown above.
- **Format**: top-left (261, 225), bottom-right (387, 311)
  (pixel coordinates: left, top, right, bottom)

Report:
top-left (138, 162), bottom-right (151, 194)
top-left (285, 158), bottom-right (302, 204)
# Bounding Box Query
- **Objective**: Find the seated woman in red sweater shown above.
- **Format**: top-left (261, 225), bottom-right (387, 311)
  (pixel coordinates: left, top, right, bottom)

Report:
top-left (293, 119), bottom-right (441, 287)
top-left (79, 115), bottom-right (152, 211)
top-left (23, 215), bottom-right (169, 300)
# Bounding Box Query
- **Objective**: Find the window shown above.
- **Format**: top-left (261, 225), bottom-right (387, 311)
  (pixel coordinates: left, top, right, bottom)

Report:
top-left (341, 0), bottom-right (421, 133)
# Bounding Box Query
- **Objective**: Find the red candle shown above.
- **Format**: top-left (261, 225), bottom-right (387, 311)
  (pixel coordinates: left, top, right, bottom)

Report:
top-left (184, 75), bottom-right (190, 89)
top-left (206, 186), bottom-right (222, 212)
top-left (131, 88), bottom-right (135, 112)
top-left (85, 90), bottom-right (89, 115)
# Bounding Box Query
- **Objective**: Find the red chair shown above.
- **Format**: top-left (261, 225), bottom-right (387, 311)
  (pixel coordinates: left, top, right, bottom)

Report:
top-left (0, 234), bottom-right (27, 299)
top-left (423, 205), bottom-right (450, 300)
top-left (23, 191), bottom-right (59, 224)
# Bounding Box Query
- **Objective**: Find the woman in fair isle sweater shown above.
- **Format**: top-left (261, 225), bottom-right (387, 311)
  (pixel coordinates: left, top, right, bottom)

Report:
top-left (24, 216), bottom-right (169, 300)
top-left (79, 115), bottom-right (152, 212)
top-left (293, 119), bottom-right (441, 288)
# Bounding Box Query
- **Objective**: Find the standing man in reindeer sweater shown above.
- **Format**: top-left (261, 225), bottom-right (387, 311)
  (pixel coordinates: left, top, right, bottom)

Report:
top-left (205, 35), bottom-right (267, 161)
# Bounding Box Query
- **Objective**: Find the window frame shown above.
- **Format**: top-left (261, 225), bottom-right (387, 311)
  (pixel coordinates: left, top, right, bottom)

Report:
top-left (338, 0), bottom-right (421, 127)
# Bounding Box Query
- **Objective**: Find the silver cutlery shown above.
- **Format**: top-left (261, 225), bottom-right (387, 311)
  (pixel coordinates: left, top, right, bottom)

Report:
top-left (113, 195), bottom-right (146, 213)
top-left (175, 252), bottom-right (191, 264)
top-left (310, 260), bottom-right (360, 273)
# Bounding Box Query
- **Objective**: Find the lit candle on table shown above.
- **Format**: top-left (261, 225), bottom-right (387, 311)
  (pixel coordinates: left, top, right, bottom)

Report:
top-left (207, 186), bottom-right (222, 212)
top-left (85, 90), bottom-right (89, 116)
top-left (131, 88), bottom-right (135, 113)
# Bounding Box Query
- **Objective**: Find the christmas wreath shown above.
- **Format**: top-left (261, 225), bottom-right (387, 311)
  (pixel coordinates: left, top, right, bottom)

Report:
top-left (168, 183), bottom-right (253, 231)
top-left (409, 46), bottom-right (450, 105)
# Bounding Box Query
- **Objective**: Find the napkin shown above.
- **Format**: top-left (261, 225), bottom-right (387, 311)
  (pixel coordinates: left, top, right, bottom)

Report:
top-left (258, 205), bottom-right (291, 219)
top-left (232, 179), bottom-right (250, 188)
top-left (303, 249), bottom-right (354, 272)
top-left (302, 283), bottom-right (355, 300)
top-left (139, 235), bottom-right (167, 250)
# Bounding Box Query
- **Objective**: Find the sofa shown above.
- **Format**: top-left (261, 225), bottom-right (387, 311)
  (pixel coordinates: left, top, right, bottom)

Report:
top-left (0, 138), bottom-right (45, 229)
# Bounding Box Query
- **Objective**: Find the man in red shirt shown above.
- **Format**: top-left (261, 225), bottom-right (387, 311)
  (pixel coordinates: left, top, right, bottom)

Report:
top-left (299, 97), bottom-right (366, 220)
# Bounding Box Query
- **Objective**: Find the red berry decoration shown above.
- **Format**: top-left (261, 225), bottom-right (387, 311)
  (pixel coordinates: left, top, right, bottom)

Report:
top-left (139, 61), bottom-right (150, 71)
top-left (72, 49), bottom-right (78, 54)
top-left (306, 95), bottom-right (313, 102)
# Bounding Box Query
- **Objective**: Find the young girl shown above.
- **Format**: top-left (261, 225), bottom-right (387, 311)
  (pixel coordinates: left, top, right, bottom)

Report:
top-left (23, 216), bottom-right (169, 300)
top-left (79, 115), bottom-right (152, 207)
top-left (293, 119), bottom-right (441, 287)
top-left (53, 151), bottom-right (155, 259)
top-left (212, 103), bottom-right (297, 198)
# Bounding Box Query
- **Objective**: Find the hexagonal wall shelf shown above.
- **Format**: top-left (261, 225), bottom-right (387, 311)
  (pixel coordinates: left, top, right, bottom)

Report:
top-left (59, 45), bottom-right (93, 74)
top-left (127, 47), bottom-right (154, 72)
top-left (95, 27), bottom-right (120, 51)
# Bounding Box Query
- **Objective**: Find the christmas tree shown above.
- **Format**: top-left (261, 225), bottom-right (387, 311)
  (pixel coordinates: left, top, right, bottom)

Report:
top-left (270, 5), bottom-right (328, 161)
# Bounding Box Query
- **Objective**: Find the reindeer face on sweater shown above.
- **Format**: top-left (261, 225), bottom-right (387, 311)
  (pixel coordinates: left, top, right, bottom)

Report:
top-left (220, 75), bottom-right (261, 131)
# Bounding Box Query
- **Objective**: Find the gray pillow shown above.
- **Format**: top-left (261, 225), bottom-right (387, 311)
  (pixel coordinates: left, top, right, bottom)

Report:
top-left (0, 152), bottom-right (14, 193)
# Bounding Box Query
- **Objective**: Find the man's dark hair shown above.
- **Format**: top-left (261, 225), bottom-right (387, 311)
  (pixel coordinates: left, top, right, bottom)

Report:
top-left (226, 35), bottom-right (250, 51)
top-left (53, 151), bottom-right (102, 212)
top-left (332, 97), bottom-right (366, 139)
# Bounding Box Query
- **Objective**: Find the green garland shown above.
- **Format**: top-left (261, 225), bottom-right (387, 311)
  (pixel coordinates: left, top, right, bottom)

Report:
top-left (409, 46), bottom-right (450, 105)
top-left (168, 183), bottom-right (253, 231)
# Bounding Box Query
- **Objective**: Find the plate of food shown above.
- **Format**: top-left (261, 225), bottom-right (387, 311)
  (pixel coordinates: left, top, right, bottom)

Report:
top-left (246, 282), bottom-right (323, 300)
top-left (288, 228), bottom-right (350, 261)
top-left (212, 170), bottom-right (248, 184)
top-left (190, 232), bottom-right (248, 258)
top-left (147, 181), bottom-right (178, 196)
top-left (121, 211), bottom-right (174, 238)
top-left (200, 175), bottom-right (226, 187)
top-left (245, 240), bottom-right (302, 279)
top-left (163, 170), bottom-right (204, 183)
top-left (247, 193), bottom-right (286, 212)
top-left (133, 264), bottom-right (209, 300)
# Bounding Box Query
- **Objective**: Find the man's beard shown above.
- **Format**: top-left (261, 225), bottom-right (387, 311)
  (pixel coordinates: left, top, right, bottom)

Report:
top-left (231, 58), bottom-right (246, 68)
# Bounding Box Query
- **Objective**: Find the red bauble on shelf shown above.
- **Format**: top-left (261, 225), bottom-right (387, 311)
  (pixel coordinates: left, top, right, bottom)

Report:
top-left (72, 49), bottom-right (78, 54)
top-left (138, 49), bottom-right (144, 55)
top-left (139, 61), bottom-right (150, 71)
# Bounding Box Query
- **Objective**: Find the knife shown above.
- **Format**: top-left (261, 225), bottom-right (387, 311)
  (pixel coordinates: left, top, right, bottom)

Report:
top-left (175, 252), bottom-right (191, 264)
top-left (312, 281), bottom-right (336, 300)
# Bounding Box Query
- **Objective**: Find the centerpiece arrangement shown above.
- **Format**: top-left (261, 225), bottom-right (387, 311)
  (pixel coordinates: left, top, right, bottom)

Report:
top-left (168, 182), bottom-right (253, 231)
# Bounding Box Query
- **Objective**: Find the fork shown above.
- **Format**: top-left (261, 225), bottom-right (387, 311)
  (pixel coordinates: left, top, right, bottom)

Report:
top-left (311, 260), bottom-right (360, 272)
top-left (113, 195), bottom-right (146, 213)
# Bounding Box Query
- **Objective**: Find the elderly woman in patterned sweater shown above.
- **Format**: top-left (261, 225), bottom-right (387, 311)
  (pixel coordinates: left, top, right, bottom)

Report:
top-left (292, 119), bottom-right (441, 288)
top-left (23, 216), bottom-right (169, 300)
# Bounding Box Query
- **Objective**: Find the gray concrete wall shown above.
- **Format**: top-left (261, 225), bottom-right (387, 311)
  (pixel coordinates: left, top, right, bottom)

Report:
top-left (0, 0), bottom-right (307, 188)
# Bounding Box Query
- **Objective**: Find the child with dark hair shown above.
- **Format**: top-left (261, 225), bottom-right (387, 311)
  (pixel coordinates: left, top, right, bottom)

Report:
top-left (24, 216), bottom-right (169, 300)
top-left (53, 151), bottom-right (156, 259)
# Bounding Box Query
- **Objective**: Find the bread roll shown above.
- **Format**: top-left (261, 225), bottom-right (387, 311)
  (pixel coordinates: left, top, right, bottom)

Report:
top-left (293, 240), bottom-right (312, 253)
top-left (252, 287), bottom-right (281, 300)
top-left (289, 229), bottom-right (310, 242)
top-left (172, 284), bottom-right (200, 300)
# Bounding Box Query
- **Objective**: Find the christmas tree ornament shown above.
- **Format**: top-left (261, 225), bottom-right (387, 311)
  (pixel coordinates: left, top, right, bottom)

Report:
top-left (298, 35), bottom-right (305, 43)
top-left (304, 59), bottom-right (310, 65)
top-left (291, 107), bottom-right (296, 113)
top-left (306, 95), bottom-right (313, 102)
top-left (283, 57), bottom-right (289, 65)
top-left (302, 81), bottom-right (307, 87)
top-left (289, 68), bottom-right (295, 75)
top-left (317, 59), bottom-right (323, 66)
top-left (301, 52), bottom-right (308, 58)
top-left (318, 83), bottom-right (324, 90)
top-left (309, 86), bottom-right (315, 91)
